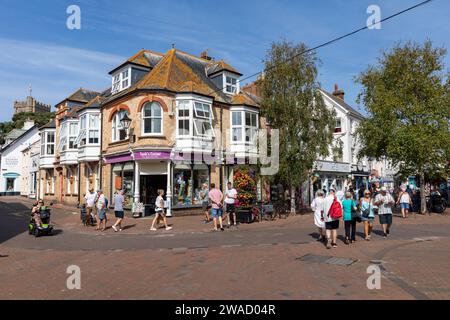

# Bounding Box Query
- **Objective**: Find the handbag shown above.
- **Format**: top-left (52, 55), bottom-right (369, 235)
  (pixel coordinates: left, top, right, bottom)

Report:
top-left (351, 201), bottom-right (361, 222)
top-left (361, 200), bottom-right (371, 218)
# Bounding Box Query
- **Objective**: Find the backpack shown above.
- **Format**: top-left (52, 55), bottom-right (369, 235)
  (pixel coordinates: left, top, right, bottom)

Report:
top-left (328, 196), bottom-right (343, 219)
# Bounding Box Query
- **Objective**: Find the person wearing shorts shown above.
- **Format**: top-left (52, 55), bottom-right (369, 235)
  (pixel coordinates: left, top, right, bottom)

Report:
top-left (84, 189), bottom-right (96, 227)
top-left (375, 187), bottom-right (395, 238)
top-left (96, 190), bottom-right (107, 231)
top-left (323, 188), bottom-right (340, 249)
top-left (112, 189), bottom-right (125, 232)
top-left (224, 182), bottom-right (237, 228)
top-left (208, 183), bottom-right (224, 231)
top-left (150, 189), bottom-right (172, 231)
top-left (199, 183), bottom-right (211, 223)
top-left (360, 190), bottom-right (375, 240)
top-left (397, 188), bottom-right (412, 218)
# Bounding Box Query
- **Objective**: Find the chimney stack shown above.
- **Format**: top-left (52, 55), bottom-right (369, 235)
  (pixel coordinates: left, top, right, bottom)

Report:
top-left (332, 84), bottom-right (345, 100)
top-left (200, 50), bottom-right (212, 61)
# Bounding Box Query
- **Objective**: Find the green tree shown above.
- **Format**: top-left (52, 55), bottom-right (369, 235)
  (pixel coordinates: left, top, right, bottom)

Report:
top-left (259, 40), bottom-right (335, 212)
top-left (0, 112), bottom-right (54, 145)
top-left (356, 41), bottom-right (450, 213)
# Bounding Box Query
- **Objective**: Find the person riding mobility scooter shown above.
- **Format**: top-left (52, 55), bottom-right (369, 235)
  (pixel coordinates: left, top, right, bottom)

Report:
top-left (29, 200), bottom-right (53, 237)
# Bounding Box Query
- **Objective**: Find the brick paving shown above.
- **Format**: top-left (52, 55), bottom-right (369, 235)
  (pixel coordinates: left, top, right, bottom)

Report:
top-left (1, 196), bottom-right (450, 299)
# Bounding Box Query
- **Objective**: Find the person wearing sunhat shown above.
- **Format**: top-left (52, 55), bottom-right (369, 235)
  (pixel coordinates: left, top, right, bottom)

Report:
top-left (374, 186), bottom-right (395, 238)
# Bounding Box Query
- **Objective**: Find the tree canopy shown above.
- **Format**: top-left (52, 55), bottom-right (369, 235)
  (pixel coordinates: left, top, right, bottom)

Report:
top-left (356, 41), bottom-right (450, 212)
top-left (0, 111), bottom-right (55, 144)
top-left (259, 40), bottom-right (335, 205)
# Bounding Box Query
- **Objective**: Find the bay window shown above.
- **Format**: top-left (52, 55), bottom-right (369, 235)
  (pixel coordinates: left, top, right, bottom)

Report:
top-left (176, 100), bottom-right (214, 138)
top-left (68, 122), bottom-right (78, 150)
top-left (112, 110), bottom-right (129, 142)
top-left (59, 123), bottom-right (67, 152)
top-left (177, 100), bottom-right (190, 136)
top-left (231, 110), bottom-right (258, 143)
top-left (41, 131), bottom-right (55, 156)
top-left (88, 114), bottom-right (100, 144)
top-left (193, 102), bottom-right (214, 137)
top-left (142, 102), bottom-right (163, 135)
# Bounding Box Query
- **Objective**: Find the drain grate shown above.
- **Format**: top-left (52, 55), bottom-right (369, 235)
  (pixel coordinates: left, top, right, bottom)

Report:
top-left (296, 254), bottom-right (358, 266)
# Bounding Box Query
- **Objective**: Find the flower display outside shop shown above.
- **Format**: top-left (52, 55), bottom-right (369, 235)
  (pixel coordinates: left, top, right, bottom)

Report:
top-left (233, 167), bottom-right (257, 207)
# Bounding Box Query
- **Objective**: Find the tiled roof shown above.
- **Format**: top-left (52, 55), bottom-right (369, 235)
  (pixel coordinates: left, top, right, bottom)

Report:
top-left (39, 120), bottom-right (56, 130)
top-left (207, 60), bottom-right (242, 76)
top-left (104, 48), bottom-right (257, 108)
top-left (67, 88), bottom-right (100, 103)
top-left (320, 89), bottom-right (365, 119)
top-left (136, 49), bottom-right (230, 103)
top-left (109, 49), bottom-right (164, 74)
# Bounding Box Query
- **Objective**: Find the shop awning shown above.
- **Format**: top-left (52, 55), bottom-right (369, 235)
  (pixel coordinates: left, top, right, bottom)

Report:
top-left (3, 172), bottom-right (20, 178)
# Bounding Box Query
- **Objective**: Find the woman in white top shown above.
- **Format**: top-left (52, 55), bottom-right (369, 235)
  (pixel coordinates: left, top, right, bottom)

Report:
top-left (311, 190), bottom-right (326, 242)
top-left (150, 189), bottom-right (173, 231)
top-left (396, 188), bottom-right (412, 218)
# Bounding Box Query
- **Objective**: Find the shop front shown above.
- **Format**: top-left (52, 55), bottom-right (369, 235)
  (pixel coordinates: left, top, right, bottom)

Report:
top-left (311, 160), bottom-right (352, 198)
top-left (172, 163), bottom-right (210, 208)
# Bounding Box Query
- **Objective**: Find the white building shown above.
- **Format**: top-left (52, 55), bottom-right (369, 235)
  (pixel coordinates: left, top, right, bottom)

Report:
top-left (21, 141), bottom-right (40, 199)
top-left (308, 85), bottom-right (369, 200)
top-left (0, 123), bottom-right (40, 196)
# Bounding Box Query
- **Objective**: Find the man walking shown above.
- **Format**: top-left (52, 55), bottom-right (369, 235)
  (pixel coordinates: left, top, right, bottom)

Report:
top-left (224, 182), bottom-right (238, 228)
top-left (374, 186), bottom-right (395, 238)
top-left (96, 189), bottom-right (107, 231)
top-left (208, 183), bottom-right (224, 231)
top-left (112, 189), bottom-right (125, 232)
top-left (84, 188), bottom-right (96, 226)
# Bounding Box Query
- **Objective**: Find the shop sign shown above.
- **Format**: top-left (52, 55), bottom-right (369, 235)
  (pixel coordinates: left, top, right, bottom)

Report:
top-left (4, 157), bottom-right (19, 168)
top-left (315, 161), bottom-right (351, 173)
top-left (134, 151), bottom-right (170, 160)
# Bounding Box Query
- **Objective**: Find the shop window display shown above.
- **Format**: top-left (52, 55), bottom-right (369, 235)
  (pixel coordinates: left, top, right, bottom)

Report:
top-left (112, 162), bottom-right (134, 209)
top-left (173, 164), bottom-right (209, 207)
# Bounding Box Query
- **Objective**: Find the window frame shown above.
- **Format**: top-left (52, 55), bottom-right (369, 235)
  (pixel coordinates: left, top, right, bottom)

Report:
top-left (41, 130), bottom-right (55, 156)
top-left (111, 110), bottom-right (129, 142)
top-left (230, 109), bottom-right (259, 144)
top-left (176, 98), bottom-right (215, 139)
top-left (224, 75), bottom-right (238, 94)
top-left (141, 102), bottom-right (163, 136)
top-left (68, 121), bottom-right (79, 150)
top-left (111, 67), bottom-right (131, 95)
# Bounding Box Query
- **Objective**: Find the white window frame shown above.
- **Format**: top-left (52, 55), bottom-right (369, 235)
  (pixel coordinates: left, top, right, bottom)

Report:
top-left (193, 101), bottom-right (214, 138)
top-left (68, 121), bottom-right (79, 150)
top-left (111, 67), bottom-right (131, 94)
top-left (230, 108), bottom-right (259, 144)
top-left (46, 131), bottom-right (55, 155)
top-left (176, 100), bottom-right (191, 137)
top-left (58, 122), bottom-right (68, 152)
top-left (88, 114), bottom-right (100, 144)
top-left (141, 102), bottom-right (163, 136)
top-left (112, 110), bottom-right (129, 142)
top-left (334, 117), bottom-right (342, 133)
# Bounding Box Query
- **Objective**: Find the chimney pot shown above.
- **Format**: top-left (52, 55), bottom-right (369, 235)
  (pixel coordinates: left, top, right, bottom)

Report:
top-left (332, 84), bottom-right (345, 100)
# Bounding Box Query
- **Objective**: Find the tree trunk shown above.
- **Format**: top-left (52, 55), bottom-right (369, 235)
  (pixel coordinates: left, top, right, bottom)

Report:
top-left (419, 171), bottom-right (427, 215)
top-left (290, 186), bottom-right (296, 214)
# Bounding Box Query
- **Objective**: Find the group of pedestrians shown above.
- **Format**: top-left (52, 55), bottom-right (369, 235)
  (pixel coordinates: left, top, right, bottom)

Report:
top-left (311, 186), bottom-right (396, 249)
top-left (200, 182), bottom-right (238, 231)
top-left (82, 188), bottom-right (132, 232)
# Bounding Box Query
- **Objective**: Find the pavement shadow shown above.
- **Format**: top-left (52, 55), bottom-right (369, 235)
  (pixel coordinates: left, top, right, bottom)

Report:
top-left (122, 224), bottom-right (136, 230)
top-left (308, 232), bottom-right (321, 240)
top-left (0, 201), bottom-right (32, 244)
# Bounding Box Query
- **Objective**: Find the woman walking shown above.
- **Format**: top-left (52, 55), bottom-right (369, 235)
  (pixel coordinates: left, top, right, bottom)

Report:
top-left (112, 189), bottom-right (125, 232)
top-left (360, 190), bottom-right (375, 240)
top-left (342, 192), bottom-right (358, 244)
top-left (397, 188), bottom-right (412, 218)
top-left (311, 190), bottom-right (326, 242)
top-left (323, 188), bottom-right (340, 249)
top-left (150, 189), bottom-right (172, 231)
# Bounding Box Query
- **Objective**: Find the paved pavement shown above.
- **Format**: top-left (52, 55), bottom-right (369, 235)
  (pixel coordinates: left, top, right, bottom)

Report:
top-left (1, 196), bottom-right (450, 299)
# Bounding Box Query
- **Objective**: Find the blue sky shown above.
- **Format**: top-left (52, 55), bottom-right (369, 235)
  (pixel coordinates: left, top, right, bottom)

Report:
top-left (0, 0), bottom-right (448, 121)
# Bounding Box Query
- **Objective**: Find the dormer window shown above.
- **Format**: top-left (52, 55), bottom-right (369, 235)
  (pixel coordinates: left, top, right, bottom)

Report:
top-left (225, 76), bottom-right (238, 94)
top-left (111, 67), bottom-right (131, 94)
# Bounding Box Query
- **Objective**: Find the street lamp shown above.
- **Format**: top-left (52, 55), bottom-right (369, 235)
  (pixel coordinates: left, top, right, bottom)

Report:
top-left (120, 113), bottom-right (132, 130)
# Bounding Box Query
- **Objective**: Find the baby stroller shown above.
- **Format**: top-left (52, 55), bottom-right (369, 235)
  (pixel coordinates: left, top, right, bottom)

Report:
top-left (80, 204), bottom-right (95, 226)
top-left (29, 205), bottom-right (54, 237)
